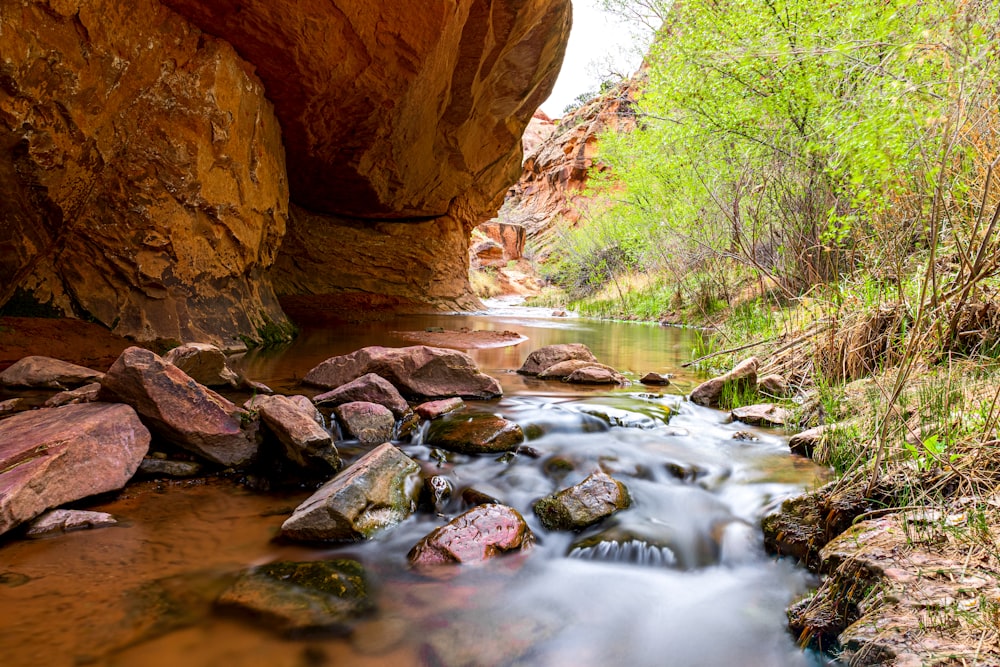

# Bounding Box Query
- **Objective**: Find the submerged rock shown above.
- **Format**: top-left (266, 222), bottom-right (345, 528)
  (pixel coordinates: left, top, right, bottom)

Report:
top-left (314, 373), bottom-right (410, 418)
top-left (216, 560), bottom-right (372, 637)
top-left (533, 470), bottom-right (631, 531)
top-left (0, 403), bottom-right (149, 536)
top-left (304, 346), bottom-right (501, 399)
top-left (518, 343), bottom-right (597, 376)
top-left (689, 357), bottom-right (758, 407)
top-left (408, 504), bottom-right (534, 567)
top-left (281, 443), bottom-right (421, 542)
top-left (0, 356), bottom-right (103, 390)
top-left (99, 347), bottom-right (259, 467)
top-left (256, 395), bottom-right (340, 473)
top-left (333, 401), bottom-right (395, 445)
top-left (163, 343), bottom-right (240, 388)
top-left (424, 413), bottom-right (524, 455)
top-left (730, 403), bottom-right (791, 428)
top-left (26, 509), bottom-right (118, 537)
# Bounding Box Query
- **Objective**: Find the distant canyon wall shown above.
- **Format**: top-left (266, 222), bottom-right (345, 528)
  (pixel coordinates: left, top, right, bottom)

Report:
top-left (0, 0), bottom-right (571, 346)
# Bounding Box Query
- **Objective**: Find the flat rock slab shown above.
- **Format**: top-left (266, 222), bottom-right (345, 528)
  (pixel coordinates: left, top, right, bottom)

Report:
top-left (313, 373), bottom-right (409, 417)
top-left (0, 356), bottom-right (103, 389)
top-left (333, 401), bottom-right (395, 444)
top-left (533, 470), bottom-right (631, 531)
top-left (731, 403), bottom-right (792, 428)
top-left (304, 345), bottom-right (502, 399)
top-left (408, 503), bottom-right (534, 567)
top-left (138, 458), bottom-right (204, 478)
top-left (163, 343), bottom-right (239, 388)
top-left (564, 366), bottom-right (626, 385)
top-left (424, 413), bottom-right (524, 454)
top-left (99, 347), bottom-right (258, 467)
top-left (216, 560), bottom-right (372, 636)
top-left (689, 357), bottom-right (759, 407)
top-left (26, 509), bottom-right (117, 537)
top-left (255, 395), bottom-right (339, 472)
top-left (0, 402), bottom-right (149, 536)
top-left (281, 443), bottom-right (421, 542)
top-left (415, 397), bottom-right (465, 420)
top-left (537, 359), bottom-right (616, 380)
top-left (518, 344), bottom-right (597, 376)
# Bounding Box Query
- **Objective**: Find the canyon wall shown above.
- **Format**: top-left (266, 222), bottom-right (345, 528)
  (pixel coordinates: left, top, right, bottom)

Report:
top-left (0, 0), bottom-right (571, 344)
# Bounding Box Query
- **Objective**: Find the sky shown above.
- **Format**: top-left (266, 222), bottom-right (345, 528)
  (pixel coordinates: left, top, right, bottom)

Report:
top-left (539, 0), bottom-right (653, 117)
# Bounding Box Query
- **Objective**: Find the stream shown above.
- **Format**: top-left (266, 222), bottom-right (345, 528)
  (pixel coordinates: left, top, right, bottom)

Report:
top-left (0, 302), bottom-right (832, 666)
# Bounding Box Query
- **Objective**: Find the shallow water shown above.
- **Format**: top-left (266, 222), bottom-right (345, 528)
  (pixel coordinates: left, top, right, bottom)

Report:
top-left (0, 304), bottom-right (831, 666)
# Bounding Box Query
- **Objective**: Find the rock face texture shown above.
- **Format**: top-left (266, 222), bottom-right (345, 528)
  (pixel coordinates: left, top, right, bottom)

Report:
top-left (1, 0), bottom-right (572, 338)
top-left (0, 0), bottom-right (290, 347)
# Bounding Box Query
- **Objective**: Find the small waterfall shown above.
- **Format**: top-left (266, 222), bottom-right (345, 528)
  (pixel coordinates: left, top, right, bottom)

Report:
top-left (568, 539), bottom-right (678, 567)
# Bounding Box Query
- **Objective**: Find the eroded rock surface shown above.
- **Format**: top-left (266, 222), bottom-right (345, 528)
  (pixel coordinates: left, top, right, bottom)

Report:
top-left (26, 509), bottom-right (117, 537)
top-left (408, 503), bottom-right (533, 567)
top-left (0, 402), bottom-right (149, 536)
top-left (163, 343), bottom-right (239, 388)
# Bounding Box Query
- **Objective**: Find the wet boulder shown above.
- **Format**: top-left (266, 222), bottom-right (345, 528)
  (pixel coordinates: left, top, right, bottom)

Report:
top-left (333, 401), bottom-right (395, 444)
top-left (163, 343), bottom-right (239, 388)
top-left (303, 346), bottom-right (501, 399)
top-left (43, 382), bottom-right (102, 407)
top-left (689, 357), bottom-right (759, 407)
top-left (281, 443), bottom-right (421, 542)
top-left (255, 395), bottom-right (340, 473)
top-left (26, 509), bottom-right (118, 537)
top-left (99, 347), bottom-right (259, 467)
top-left (216, 560), bottom-right (372, 636)
top-left (564, 366), bottom-right (627, 385)
top-left (730, 403), bottom-right (792, 428)
top-left (407, 504), bottom-right (534, 567)
top-left (533, 470), bottom-right (631, 531)
top-left (0, 356), bottom-right (103, 389)
top-left (0, 403), bottom-right (149, 536)
top-left (415, 397), bottom-right (465, 420)
top-left (518, 343), bottom-right (598, 376)
top-left (424, 413), bottom-right (524, 455)
top-left (313, 373), bottom-right (409, 418)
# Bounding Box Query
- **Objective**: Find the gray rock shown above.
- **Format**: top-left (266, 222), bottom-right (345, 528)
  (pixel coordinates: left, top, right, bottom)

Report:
top-left (99, 347), bottom-right (258, 467)
top-left (518, 343), bottom-right (598, 376)
top-left (0, 356), bottom-right (103, 390)
top-left (313, 373), bottom-right (409, 417)
top-left (281, 443), bottom-right (421, 542)
top-left (731, 403), bottom-right (792, 428)
top-left (44, 382), bottom-right (101, 407)
top-left (689, 357), bottom-right (759, 407)
top-left (304, 345), bottom-right (501, 399)
top-left (138, 458), bottom-right (205, 478)
top-left (333, 401), bottom-right (395, 444)
top-left (26, 509), bottom-right (118, 537)
top-left (533, 470), bottom-right (631, 531)
top-left (255, 395), bottom-right (339, 472)
top-left (163, 342), bottom-right (240, 388)
top-left (0, 403), bottom-right (149, 536)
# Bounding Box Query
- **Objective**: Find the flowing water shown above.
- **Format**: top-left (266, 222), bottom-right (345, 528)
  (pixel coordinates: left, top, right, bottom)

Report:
top-left (0, 302), bottom-right (832, 667)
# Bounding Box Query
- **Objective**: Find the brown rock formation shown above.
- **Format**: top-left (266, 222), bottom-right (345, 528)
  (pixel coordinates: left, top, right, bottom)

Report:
top-left (1, 0), bottom-right (572, 340)
top-left (0, 0), bottom-right (290, 348)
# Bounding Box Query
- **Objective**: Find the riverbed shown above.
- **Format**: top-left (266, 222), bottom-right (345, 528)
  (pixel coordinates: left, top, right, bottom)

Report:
top-left (0, 303), bottom-right (832, 666)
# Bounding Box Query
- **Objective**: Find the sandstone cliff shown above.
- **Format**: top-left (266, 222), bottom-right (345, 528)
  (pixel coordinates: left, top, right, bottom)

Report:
top-left (0, 0), bottom-right (571, 344)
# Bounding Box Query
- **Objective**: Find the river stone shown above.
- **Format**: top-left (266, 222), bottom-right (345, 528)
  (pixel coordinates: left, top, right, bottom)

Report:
top-left (517, 343), bottom-right (598, 376)
top-left (333, 401), bottom-right (395, 444)
top-left (281, 443), bottom-right (421, 542)
top-left (564, 366), bottom-right (627, 385)
top-left (0, 356), bottom-right (104, 389)
top-left (44, 382), bottom-right (102, 408)
top-left (216, 560), bottom-right (372, 636)
top-left (407, 504), bottom-right (534, 567)
top-left (731, 403), bottom-right (792, 428)
top-left (689, 356), bottom-right (759, 407)
top-left (163, 343), bottom-right (240, 388)
top-left (537, 359), bottom-right (610, 380)
top-left (0, 403), bottom-right (150, 536)
top-left (256, 395), bottom-right (340, 472)
top-left (789, 424), bottom-right (830, 458)
top-left (533, 470), bottom-right (631, 531)
top-left (424, 413), bottom-right (524, 455)
top-left (425, 475), bottom-right (454, 514)
top-left (640, 372), bottom-right (673, 385)
top-left (138, 458), bottom-right (204, 478)
top-left (757, 373), bottom-right (792, 398)
top-left (99, 347), bottom-right (259, 467)
top-left (314, 373), bottom-right (409, 418)
top-left (414, 397), bottom-right (465, 420)
top-left (26, 509), bottom-right (118, 537)
top-left (303, 346), bottom-right (502, 399)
